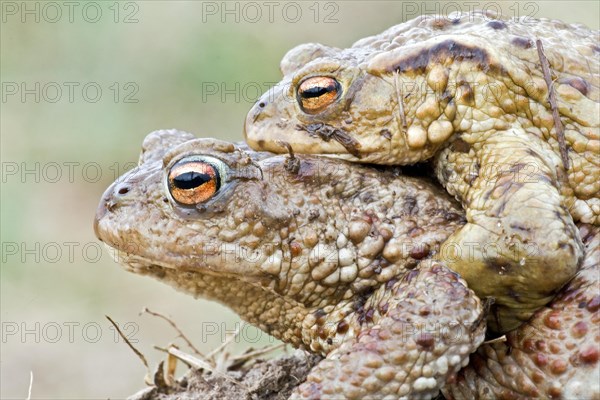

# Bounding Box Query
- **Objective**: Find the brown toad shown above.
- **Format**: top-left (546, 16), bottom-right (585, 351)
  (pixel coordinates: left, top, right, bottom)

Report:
top-left (94, 129), bottom-right (486, 399)
top-left (244, 11), bottom-right (599, 332)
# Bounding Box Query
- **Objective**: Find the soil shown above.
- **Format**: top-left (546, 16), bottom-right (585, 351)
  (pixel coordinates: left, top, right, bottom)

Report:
top-left (127, 350), bottom-right (321, 400)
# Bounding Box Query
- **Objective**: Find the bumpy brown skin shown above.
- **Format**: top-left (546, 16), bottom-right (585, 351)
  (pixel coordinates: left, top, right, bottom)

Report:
top-left (244, 10), bottom-right (599, 332)
top-left (94, 129), bottom-right (485, 399)
top-left (445, 223), bottom-right (600, 400)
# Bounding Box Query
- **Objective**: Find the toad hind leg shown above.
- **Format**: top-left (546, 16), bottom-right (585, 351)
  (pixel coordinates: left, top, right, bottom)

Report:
top-left (437, 129), bottom-right (584, 333)
top-left (290, 261), bottom-right (486, 400)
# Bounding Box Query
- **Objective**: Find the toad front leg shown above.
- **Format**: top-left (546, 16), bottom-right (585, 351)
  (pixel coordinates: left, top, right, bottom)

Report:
top-left (444, 224), bottom-right (600, 400)
top-left (437, 129), bottom-right (584, 333)
top-left (292, 261), bottom-right (486, 400)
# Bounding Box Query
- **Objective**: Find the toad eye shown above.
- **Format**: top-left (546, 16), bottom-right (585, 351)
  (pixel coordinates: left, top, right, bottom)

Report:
top-left (167, 157), bottom-right (225, 205)
top-left (297, 76), bottom-right (341, 114)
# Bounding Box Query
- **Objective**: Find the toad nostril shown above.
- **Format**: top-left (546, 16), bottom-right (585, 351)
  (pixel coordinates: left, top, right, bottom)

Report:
top-left (118, 187), bottom-right (130, 195)
top-left (259, 102), bottom-right (266, 108)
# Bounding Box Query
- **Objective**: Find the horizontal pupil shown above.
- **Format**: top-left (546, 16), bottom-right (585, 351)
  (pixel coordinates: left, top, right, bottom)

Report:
top-left (173, 171), bottom-right (212, 190)
top-left (302, 84), bottom-right (335, 98)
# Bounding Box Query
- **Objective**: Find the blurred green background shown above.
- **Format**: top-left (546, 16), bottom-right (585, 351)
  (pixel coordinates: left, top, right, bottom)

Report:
top-left (1, 1), bottom-right (597, 398)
